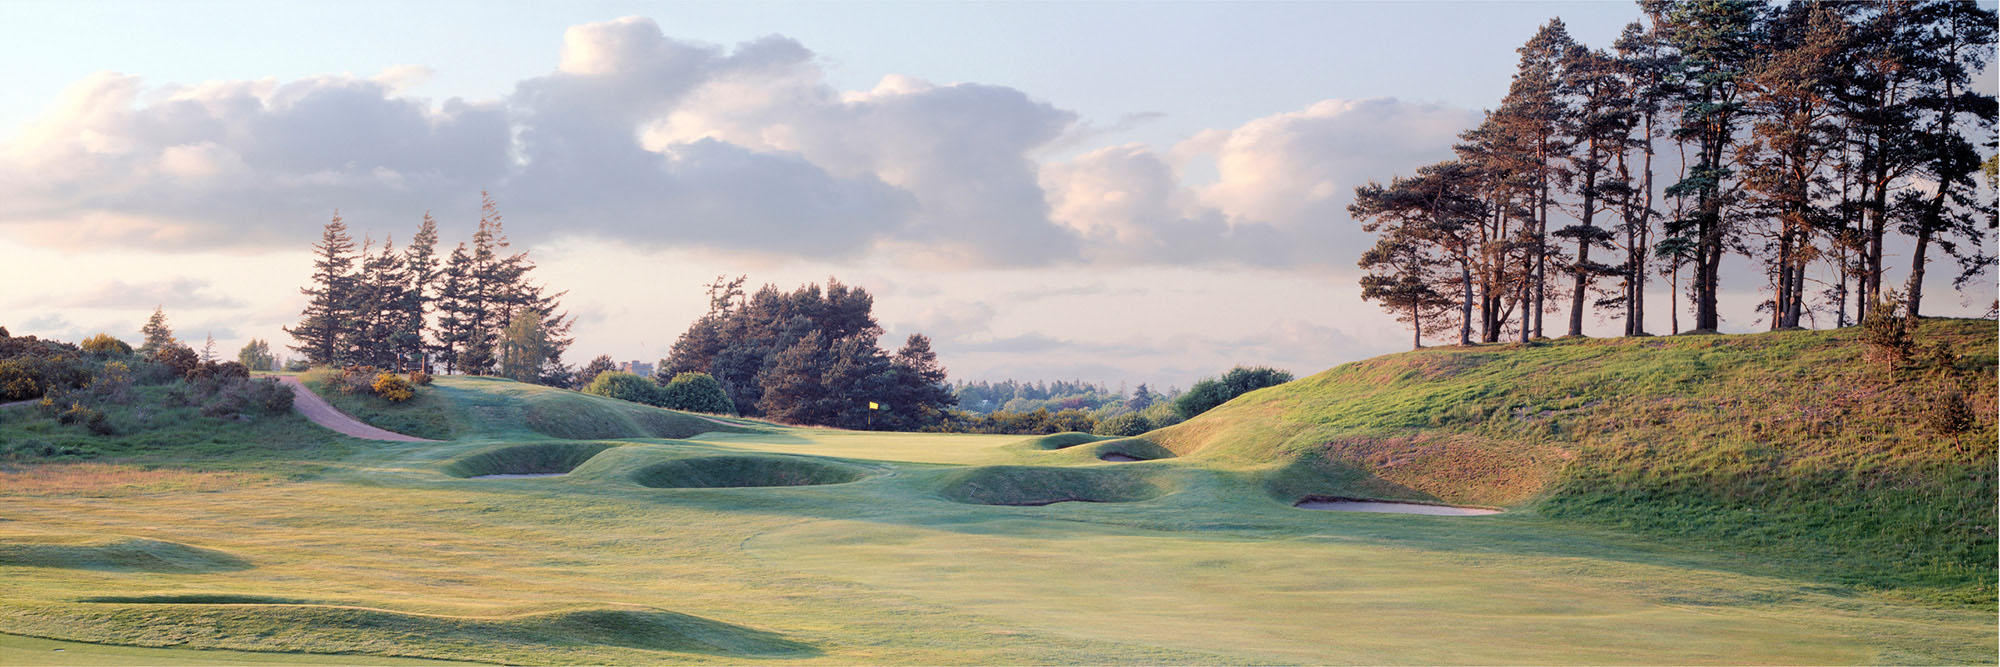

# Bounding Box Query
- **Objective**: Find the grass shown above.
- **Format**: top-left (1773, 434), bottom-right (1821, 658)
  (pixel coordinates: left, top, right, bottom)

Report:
top-left (1, 324), bottom-right (1993, 665)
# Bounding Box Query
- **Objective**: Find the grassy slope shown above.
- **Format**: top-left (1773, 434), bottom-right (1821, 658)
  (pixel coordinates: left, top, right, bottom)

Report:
top-left (1150, 318), bottom-right (1997, 603)
top-left (3, 330), bottom-right (1995, 665)
top-left (296, 372), bottom-right (744, 441)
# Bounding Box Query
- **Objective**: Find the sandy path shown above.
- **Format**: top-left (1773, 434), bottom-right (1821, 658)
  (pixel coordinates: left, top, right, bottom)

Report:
top-left (0, 399), bottom-right (37, 409)
top-left (276, 377), bottom-right (438, 442)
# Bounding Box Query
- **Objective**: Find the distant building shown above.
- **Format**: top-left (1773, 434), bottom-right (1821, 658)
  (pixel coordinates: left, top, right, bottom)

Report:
top-left (618, 360), bottom-right (655, 378)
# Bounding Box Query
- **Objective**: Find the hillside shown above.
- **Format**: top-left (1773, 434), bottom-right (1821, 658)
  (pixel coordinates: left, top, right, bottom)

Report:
top-left (1149, 318), bottom-right (1997, 604)
top-left (297, 371), bottom-right (749, 441)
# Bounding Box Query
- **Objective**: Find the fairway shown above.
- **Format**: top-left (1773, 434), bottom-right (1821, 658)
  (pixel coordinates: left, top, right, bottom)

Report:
top-left (1, 368), bottom-right (1993, 665)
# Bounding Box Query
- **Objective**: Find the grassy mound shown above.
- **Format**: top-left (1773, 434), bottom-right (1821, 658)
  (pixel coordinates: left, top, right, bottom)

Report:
top-left (938, 465), bottom-right (1169, 506)
top-left (77, 594), bottom-right (310, 604)
top-left (442, 442), bottom-right (620, 478)
top-left (299, 369), bottom-right (458, 440)
top-left (0, 603), bottom-right (815, 662)
top-left (297, 374), bottom-right (749, 441)
top-left (1083, 437), bottom-right (1177, 462)
top-left (630, 455), bottom-right (869, 489)
top-left (0, 536), bottom-right (250, 573)
top-left (1017, 432), bottom-right (1113, 450)
top-left (1153, 319), bottom-right (1998, 603)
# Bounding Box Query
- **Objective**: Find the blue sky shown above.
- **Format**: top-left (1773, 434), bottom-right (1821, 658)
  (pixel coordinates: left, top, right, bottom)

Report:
top-left (2, 1), bottom-right (1992, 389)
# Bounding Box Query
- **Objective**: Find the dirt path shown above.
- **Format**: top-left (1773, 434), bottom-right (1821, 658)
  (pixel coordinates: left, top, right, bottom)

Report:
top-left (276, 377), bottom-right (438, 442)
top-left (0, 399), bottom-right (37, 409)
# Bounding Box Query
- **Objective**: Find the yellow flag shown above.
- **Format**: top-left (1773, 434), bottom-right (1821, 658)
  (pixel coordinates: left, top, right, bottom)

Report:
top-left (868, 401), bottom-right (880, 410)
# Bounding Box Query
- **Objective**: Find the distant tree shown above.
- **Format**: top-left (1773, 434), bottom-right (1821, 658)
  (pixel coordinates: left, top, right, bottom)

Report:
top-left (139, 306), bottom-right (176, 356)
top-left (497, 307), bottom-right (550, 383)
top-left (575, 355), bottom-right (617, 388)
top-left (201, 333), bottom-right (217, 364)
top-left (1094, 412), bottom-right (1153, 437)
top-left (286, 212), bottom-right (358, 365)
top-left (1174, 366), bottom-right (1295, 419)
top-left (237, 339), bottom-right (276, 372)
top-left (1126, 383), bottom-right (1155, 412)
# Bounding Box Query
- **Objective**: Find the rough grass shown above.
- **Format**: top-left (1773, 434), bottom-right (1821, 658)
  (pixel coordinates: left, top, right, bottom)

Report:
top-left (297, 369), bottom-right (459, 440)
top-left (936, 465), bottom-right (1170, 506)
top-left (1152, 318), bottom-right (1998, 605)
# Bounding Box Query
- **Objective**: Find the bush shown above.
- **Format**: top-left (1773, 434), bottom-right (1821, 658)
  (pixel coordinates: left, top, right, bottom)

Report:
top-left (0, 360), bottom-right (38, 400)
top-left (1094, 412), bottom-right (1153, 436)
top-left (1174, 365), bottom-right (1295, 418)
top-left (583, 371), bottom-right (664, 406)
top-left (80, 333), bottom-right (132, 356)
top-left (659, 372), bottom-right (735, 414)
top-left (1860, 295), bottom-right (1916, 373)
top-left (372, 373), bottom-right (415, 402)
top-left (284, 359), bottom-right (310, 372)
top-left (56, 401), bottom-right (111, 435)
top-left (409, 370), bottom-right (433, 386)
top-left (154, 344), bottom-right (200, 379)
top-left (338, 366), bottom-right (380, 395)
top-left (202, 376), bottom-right (295, 417)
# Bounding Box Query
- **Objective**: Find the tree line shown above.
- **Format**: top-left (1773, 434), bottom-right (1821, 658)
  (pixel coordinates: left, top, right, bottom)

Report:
top-left (1353, 0), bottom-right (1996, 348)
top-left (286, 193), bottom-right (574, 382)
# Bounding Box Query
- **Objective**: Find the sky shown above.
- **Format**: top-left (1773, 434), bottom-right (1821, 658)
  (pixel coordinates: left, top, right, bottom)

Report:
top-left (2, 1), bottom-right (1994, 390)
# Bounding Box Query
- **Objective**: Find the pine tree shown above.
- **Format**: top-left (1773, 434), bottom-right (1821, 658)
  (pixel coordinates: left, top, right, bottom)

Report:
top-left (139, 306), bottom-right (175, 356)
top-left (286, 212), bottom-right (357, 366)
top-left (1557, 44), bottom-right (1635, 336)
top-left (1655, 0), bottom-right (1761, 332)
top-left (433, 243), bottom-right (476, 374)
top-left (1742, 1), bottom-right (1845, 329)
top-left (887, 334), bottom-right (957, 429)
top-left (402, 212), bottom-right (442, 370)
top-left (1898, 0), bottom-right (1997, 318)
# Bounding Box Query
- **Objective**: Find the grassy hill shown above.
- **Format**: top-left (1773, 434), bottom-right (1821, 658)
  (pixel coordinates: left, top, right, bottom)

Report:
top-left (1149, 318), bottom-right (1997, 604)
top-left (297, 371), bottom-right (747, 441)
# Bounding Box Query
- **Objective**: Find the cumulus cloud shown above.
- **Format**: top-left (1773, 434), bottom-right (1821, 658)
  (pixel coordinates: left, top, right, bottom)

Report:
top-left (0, 17), bottom-right (1476, 270)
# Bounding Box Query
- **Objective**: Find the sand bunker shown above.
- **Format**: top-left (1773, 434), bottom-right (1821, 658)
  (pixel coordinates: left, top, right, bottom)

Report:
top-left (1294, 497), bottom-right (1501, 516)
top-left (467, 473), bottom-right (566, 480)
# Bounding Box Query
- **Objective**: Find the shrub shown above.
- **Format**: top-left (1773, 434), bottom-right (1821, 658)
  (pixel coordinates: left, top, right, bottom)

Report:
top-left (57, 401), bottom-right (111, 435)
top-left (409, 370), bottom-right (433, 386)
top-left (1174, 365), bottom-right (1295, 418)
top-left (80, 333), bottom-right (132, 356)
top-left (372, 373), bottom-right (415, 402)
top-left (1860, 295), bottom-right (1916, 373)
top-left (338, 366), bottom-right (380, 394)
top-left (284, 359), bottom-right (310, 372)
top-left (0, 360), bottom-right (38, 400)
top-left (659, 372), bottom-right (735, 414)
top-left (1094, 412), bottom-right (1153, 436)
top-left (1923, 390), bottom-right (1976, 435)
top-left (153, 344), bottom-right (200, 379)
top-left (583, 371), bottom-right (664, 406)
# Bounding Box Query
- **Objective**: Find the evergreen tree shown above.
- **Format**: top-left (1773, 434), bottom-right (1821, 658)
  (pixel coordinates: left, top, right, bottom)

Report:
top-left (1557, 44), bottom-right (1634, 336)
top-left (286, 212), bottom-right (358, 366)
top-left (139, 306), bottom-right (175, 356)
top-left (886, 334), bottom-right (957, 429)
top-left (1897, 0), bottom-right (1997, 318)
top-left (402, 212), bottom-right (442, 370)
top-left (576, 355), bottom-right (617, 386)
top-left (1654, 0), bottom-right (1761, 332)
top-left (758, 330), bottom-right (829, 425)
top-left (433, 243), bottom-right (476, 374)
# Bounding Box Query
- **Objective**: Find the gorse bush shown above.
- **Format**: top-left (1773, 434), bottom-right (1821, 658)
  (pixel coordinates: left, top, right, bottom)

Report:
top-left (81, 334), bottom-right (132, 356)
top-left (372, 373), bottom-right (415, 402)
